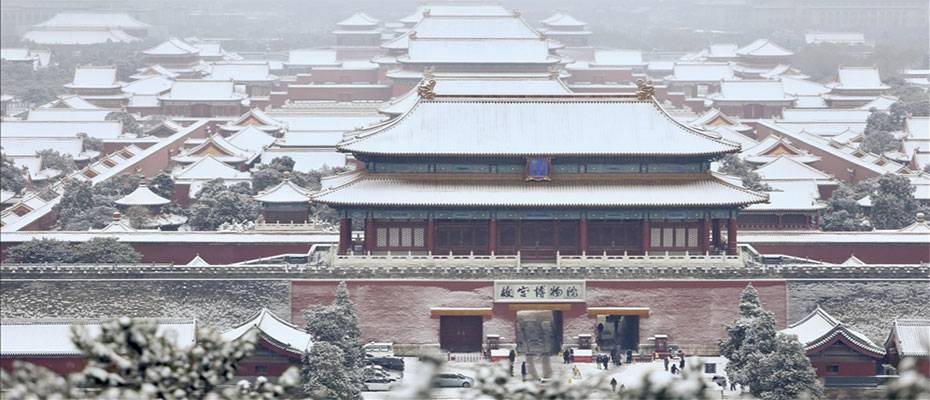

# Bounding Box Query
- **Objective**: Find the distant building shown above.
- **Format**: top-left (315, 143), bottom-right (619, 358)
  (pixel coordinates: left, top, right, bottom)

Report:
top-left (223, 309), bottom-right (313, 378)
top-left (781, 306), bottom-right (885, 381)
top-left (884, 319), bottom-right (930, 377)
top-left (22, 12), bottom-right (148, 45)
top-left (539, 13), bottom-right (592, 48)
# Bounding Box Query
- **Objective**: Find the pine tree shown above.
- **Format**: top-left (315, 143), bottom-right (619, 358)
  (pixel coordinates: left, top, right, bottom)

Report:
top-left (0, 152), bottom-right (26, 193)
top-left (720, 284), bottom-right (777, 388)
top-left (751, 335), bottom-right (824, 400)
top-left (870, 174), bottom-right (919, 229)
top-left (6, 238), bottom-right (74, 264)
top-left (302, 342), bottom-right (362, 400)
top-left (303, 281), bottom-right (365, 398)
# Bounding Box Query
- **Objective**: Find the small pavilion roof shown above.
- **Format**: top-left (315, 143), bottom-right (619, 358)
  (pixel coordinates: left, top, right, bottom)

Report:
top-left (689, 109), bottom-right (752, 132)
top-left (313, 174), bottom-right (767, 208)
top-left (744, 180), bottom-right (825, 212)
top-left (222, 308), bottom-right (312, 356)
top-left (0, 318), bottom-right (194, 357)
top-left (343, 94), bottom-right (741, 157)
top-left (337, 12), bottom-right (379, 27)
top-left (173, 155), bottom-right (251, 181)
top-left (885, 319), bottom-right (930, 357)
top-left (253, 176), bottom-right (312, 203)
top-left (64, 66), bottom-right (120, 90)
top-left (144, 38), bottom-right (200, 56)
top-left (830, 67), bottom-right (889, 91)
top-left (115, 183), bottom-right (170, 206)
top-left (94, 212), bottom-right (137, 232)
top-left (223, 108), bottom-right (286, 131)
top-left (736, 39), bottom-right (793, 57)
top-left (173, 135), bottom-right (254, 164)
top-left (781, 306), bottom-right (884, 358)
top-left (754, 156), bottom-right (834, 181)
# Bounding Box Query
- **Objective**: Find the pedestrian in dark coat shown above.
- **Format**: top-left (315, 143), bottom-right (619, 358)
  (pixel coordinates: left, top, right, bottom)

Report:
top-left (679, 355), bottom-right (685, 370)
top-left (663, 356), bottom-right (669, 371)
top-left (521, 361), bottom-right (527, 381)
top-left (509, 349), bottom-right (516, 364)
top-left (563, 350), bottom-right (570, 364)
top-left (602, 356), bottom-right (609, 370)
top-left (610, 377), bottom-right (618, 392)
top-left (670, 364), bottom-right (679, 375)
top-left (626, 350), bottom-right (632, 363)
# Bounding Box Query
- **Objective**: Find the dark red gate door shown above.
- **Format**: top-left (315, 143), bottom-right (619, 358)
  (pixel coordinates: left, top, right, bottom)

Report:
top-left (439, 316), bottom-right (483, 352)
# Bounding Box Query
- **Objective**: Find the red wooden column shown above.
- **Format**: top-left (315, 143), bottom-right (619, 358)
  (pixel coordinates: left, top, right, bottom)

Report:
top-left (711, 219), bottom-right (721, 251)
top-left (641, 218), bottom-right (650, 254)
top-left (364, 217), bottom-right (375, 253)
top-left (488, 218), bottom-right (497, 255)
top-left (426, 218), bottom-right (435, 254)
top-left (699, 217), bottom-right (710, 254)
top-left (726, 217), bottom-right (738, 255)
top-left (338, 217), bottom-right (351, 255)
top-left (579, 217), bottom-right (588, 255)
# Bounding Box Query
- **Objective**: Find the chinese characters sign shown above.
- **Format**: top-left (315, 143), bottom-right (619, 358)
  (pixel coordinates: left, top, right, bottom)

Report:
top-left (494, 280), bottom-right (585, 303)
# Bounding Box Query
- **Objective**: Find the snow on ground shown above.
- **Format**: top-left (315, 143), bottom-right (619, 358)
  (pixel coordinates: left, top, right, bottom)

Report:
top-left (363, 356), bottom-right (740, 399)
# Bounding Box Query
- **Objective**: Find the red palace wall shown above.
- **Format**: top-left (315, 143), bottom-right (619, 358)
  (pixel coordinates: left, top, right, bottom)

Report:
top-left (290, 280), bottom-right (787, 354)
top-left (749, 242), bottom-right (930, 264)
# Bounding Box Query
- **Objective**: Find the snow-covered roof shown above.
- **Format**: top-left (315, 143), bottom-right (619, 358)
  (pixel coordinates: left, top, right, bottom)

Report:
top-left (337, 12), bottom-right (379, 27)
top-left (841, 255), bottom-right (866, 266)
top-left (0, 121), bottom-right (122, 139)
top-left (0, 48), bottom-right (37, 62)
top-left (122, 75), bottom-right (173, 95)
top-left (781, 306), bottom-right (884, 357)
top-left (886, 319), bottom-right (930, 357)
top-left (667, 62), bottom-right (734, 82)
top-left (541, 13), bottom-right (586, 27)
top-left (347, 95), bottom-right (740, 157)
top-left (857, 95), bottom-right (898, 112)
top-left (26, 109), bottom-right (114, 122)
top-left (740, 135), bottom-right (820, 164)
top-left (779, 77), bottom-right (831, 96)
top-left (383, 16), bottom-right (540, 50)
top-left (192, 42), bottom-right (224, 58)
top-left (253, 177), bottom-right (312, 203)
top-left (144, 38), bottom-right (200, 56)
top-left (898, 213), bottom-right (930, 233)
top-left (186, 254), bottom-right (210, 266)
top-left (34, 12), bottom-right (149, 30)
top-left (0, 319), bottom-right (194, 356)
top-left (159, 80), bottom-right (245, 102)
top-left (39, 95), bottom-right (100, 110)
top-left (131, 64), bottom-right (180, 80)
top-left (0, 137), bottom-right (86, 160)
top-left (709, 80), bottom-right (795, 102)
top-left (0, 190), bottom-right (15, 204)
top-left (744, 180), bottom-right (825, 212)
top-left (591, 49), bottom-right (645, 67)
top-left (780, 108), bottom-right (871, 123)
top-left (114, 184), bottom-right (171, 206)
top-left (173, 155), bottom-right (251, 181)
top-left (22, 29), bottom-right (139, 45)
top-left (225, 126), bottom-right (276, 154)
top-left (754, 156), bottom-right (835, 181)
top-left (226, 108), bottom-right (286, 130)
top-left (689, 109), bottom-right (752, 132)
top-left (401, 5), bottom-right (512, 24)
top-left (314, 174), bottom-right (767, 208)
top-left (402, 38), bottom-right (556, 64)
top-left (173, 135), bottom-right (253, 164)
top-left (705, 43), bottom-right (738, 60)
top-left (705, 126), bottom-right (758, 149)
top-left (65, 66), bottom-right (119, 89)
top-left (223, 309), bottom-right (312, 356)
top-left (2, 230), bottom-right (336, 244)
top-left (736, 39), bottom-right (793, 57)
top-left (831, 67), bottom-right (889, 91)
top-left (259, 149), bottom-right (347, 172)
top-left (208, 62), bottom-right (275, 82)
top-left (379, 75), bottom-right (571, 116)
top-left (286, 49), bottom-right (339, 67)
top-left (804, 32), bottom-right (867, 45)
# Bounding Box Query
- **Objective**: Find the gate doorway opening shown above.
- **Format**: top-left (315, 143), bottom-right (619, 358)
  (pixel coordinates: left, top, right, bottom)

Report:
top-left (515, 310), bottom-right (564, 355)
top-left (595, 315), bottom-right (640, 353)
top-left (439, 316), bottom-right (483, 353)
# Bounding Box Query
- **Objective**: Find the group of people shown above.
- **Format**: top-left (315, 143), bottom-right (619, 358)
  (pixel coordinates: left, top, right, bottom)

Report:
top-left (663, 350), bottom-right (686, 374)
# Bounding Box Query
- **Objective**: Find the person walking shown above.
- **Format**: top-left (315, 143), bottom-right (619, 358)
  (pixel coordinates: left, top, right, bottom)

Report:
top-left (563, 349), bottom-right (570, 364)
top-left (602, 356), bottom-right (609, 370)
top-left (663, 356), bottom-right (669, 371)
top-left (508, 349), bottom-right (516, 376)
top-left (679, 354), bottom-right (685, 370)
top-left (521, 361), bottom-right (527, 382)
top-left (610, 377), bottom-right (618, 392)
top-left (626, 350), bottom-right (632, 364)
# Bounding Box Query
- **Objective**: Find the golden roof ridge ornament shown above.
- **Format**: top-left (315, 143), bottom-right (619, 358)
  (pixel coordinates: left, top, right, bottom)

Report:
top-left (417, 78), bottom-right (437, 100)
top-left (635, 79), bottom-right (655, 100)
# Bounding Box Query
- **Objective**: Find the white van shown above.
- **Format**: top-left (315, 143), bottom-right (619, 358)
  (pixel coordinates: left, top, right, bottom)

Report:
top-left (363, 342), bottom-right (395, 357)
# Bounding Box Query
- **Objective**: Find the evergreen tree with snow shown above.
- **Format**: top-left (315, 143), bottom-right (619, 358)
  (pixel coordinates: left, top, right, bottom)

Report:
top-left (751, 334), bottom-right (824, 400)
top-left (0, 152), bottom-right (26, 193)
top-left (870, 174), bottom-right (920, 229)
top-left (303, 281), bottom-right (365, 398)
top-left (302, 341), bottom-right (362, 400)
top-left (720, 284), bottom-right (777, 388)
